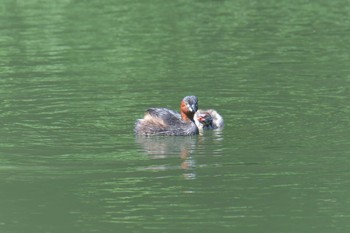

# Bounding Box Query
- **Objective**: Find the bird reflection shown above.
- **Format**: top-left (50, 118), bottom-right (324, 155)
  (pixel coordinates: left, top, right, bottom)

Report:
top-left (136, 136), bottom-right (197, 157)
top-left (135, 136), bottom-right (198, 179)
top-left (135, 130), bottom-right (224, 180)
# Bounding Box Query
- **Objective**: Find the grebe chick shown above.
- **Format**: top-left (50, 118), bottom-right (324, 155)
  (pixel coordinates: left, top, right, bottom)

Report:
top-left (194, 109), bottom-right (224, 130)
top-left (135, 96), bottom-right (199, 136)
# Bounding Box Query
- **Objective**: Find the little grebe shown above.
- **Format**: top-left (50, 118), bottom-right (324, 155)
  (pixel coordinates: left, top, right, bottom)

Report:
top-left (135, 96), bottom-right (199, 136)
top-left (194, 109), bottom-right (224, 130)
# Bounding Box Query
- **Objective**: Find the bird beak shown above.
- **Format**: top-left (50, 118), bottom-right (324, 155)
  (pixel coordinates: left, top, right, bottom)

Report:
top-left (190, 104), bottom-right (198, 112)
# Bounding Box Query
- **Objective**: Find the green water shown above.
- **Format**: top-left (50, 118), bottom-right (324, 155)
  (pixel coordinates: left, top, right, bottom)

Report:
top-left (1, 1), bottom-right (350, 232)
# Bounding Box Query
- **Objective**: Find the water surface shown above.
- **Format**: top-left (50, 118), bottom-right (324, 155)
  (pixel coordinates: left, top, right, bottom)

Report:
top-left (1, 1), bottom-right (350, 232)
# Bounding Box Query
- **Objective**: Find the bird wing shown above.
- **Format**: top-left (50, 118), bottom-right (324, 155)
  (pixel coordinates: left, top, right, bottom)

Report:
top-left (145, 108), bottom-right (182, 125)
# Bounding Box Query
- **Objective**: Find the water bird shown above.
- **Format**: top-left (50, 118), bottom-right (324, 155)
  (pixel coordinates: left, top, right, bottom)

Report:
top-left (194, 109), bottom-right (224, 130)
top-left (135, 96), bottom-right (199, 136)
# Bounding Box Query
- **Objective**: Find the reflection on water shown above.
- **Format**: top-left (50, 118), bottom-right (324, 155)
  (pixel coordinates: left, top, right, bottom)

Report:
top-left (135, 130), bottom-right (224, 180)
top-left (135, 135), bottom-right (198, 158)
top-left (135, 130), bottom-right (225, 158)
top-left (136, 135), bottom-right (198, 179)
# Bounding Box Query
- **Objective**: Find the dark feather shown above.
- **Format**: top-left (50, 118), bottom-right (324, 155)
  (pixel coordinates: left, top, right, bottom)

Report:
top-left (146, 108), bottom-right (181, 125)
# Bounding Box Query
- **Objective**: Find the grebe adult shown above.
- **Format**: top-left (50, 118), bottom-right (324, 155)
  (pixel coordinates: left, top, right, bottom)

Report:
top-left (135, 96), bottom-right (199, 136)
